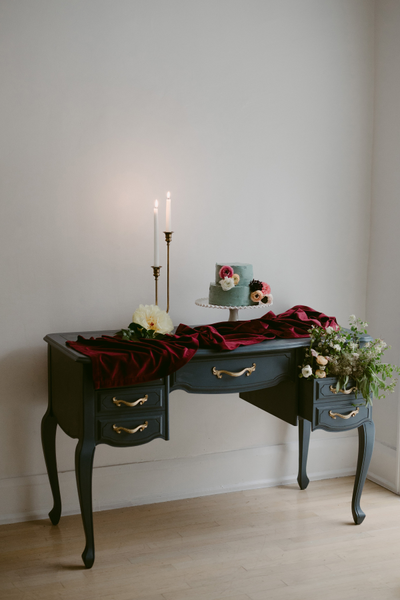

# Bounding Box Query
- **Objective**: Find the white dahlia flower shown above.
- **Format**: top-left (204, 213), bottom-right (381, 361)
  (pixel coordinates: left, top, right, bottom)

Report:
top-left (132, 304), bottom-right (173, 335)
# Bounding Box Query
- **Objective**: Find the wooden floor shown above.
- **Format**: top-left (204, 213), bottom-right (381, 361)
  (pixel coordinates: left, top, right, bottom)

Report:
top-left (1, 477), bottom-right (400, 600)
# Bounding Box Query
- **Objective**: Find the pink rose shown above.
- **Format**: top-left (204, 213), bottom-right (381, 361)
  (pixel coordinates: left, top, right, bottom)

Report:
top-left (219, 265), bottom-right (234, 279)
top-left (261, 282), bottom-right (271, 295)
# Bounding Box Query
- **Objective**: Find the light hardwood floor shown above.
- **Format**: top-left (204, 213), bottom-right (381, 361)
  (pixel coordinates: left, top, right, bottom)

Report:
top-left (1, 477), bottom-right (400, 600)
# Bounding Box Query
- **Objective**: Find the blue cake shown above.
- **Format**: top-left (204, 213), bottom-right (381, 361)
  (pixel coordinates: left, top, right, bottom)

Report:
top-left (208, 263), bottom-right (256, 306)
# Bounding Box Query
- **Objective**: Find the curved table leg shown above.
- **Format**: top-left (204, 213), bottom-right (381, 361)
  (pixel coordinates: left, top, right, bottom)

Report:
top-left (297, 417), bottom-right (311, 490)
top-left (75, 439), bottom-right (96, 568)
top-left (41, 408), bottom-right (62, 525)
top-left (352, 419), bottom-right (375, 525)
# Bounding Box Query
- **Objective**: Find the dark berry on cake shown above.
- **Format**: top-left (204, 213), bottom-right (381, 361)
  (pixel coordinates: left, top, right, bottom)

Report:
top-left (249, 279), bottom-right (263, 292)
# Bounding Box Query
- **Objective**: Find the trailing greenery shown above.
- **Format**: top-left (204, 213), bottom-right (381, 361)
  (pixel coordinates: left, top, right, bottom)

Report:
top-left (299, 316), bottom-right (400, 405)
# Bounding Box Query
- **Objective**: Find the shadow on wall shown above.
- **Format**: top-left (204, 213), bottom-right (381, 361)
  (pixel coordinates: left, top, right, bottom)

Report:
top-left (0, 345), bottom-right (48, 499)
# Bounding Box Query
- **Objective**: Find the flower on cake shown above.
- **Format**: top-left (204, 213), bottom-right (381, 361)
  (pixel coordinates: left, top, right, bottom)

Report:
top-left (250, 290), bottom-right (263, 302)
top-left (261, 293), bottom-right (273, 305)
top-left (233, 273), bottom-right (240, 285)
top-left (220, 277), bottom-right (235, 291)
top-left (262, 282), bottom-right (271, 295)
top-left (219, 265), bottom-right (234, 279)
top-left (249, 279), bottom-right (263, 292)
top-left (249, 279), bottom-right (272, 304)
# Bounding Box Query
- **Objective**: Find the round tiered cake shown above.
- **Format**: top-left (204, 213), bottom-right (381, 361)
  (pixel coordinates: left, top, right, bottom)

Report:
top-left (208, 263), bottom-right (272, 307)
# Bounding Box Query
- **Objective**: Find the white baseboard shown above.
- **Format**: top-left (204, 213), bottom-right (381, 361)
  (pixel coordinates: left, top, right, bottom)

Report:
top-left (0, 434), bottom-right (360, 525)
top-left (367, 439), bottom-right (399, 494)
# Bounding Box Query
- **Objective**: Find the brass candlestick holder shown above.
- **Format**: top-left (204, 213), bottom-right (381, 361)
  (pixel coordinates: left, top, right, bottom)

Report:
top-left (164, 231), bottom-right (173, 312)
top-left (151, 266), bottom-right (161, 305)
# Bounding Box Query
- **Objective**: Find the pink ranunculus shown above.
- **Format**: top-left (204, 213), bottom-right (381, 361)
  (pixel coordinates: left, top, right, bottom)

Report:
top-left (219, 265), bottom-right (234, 279)
top-left (261, 282), bottom-right (271, 295)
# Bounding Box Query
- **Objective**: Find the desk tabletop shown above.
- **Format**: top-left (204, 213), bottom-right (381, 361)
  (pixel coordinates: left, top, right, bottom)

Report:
top-left (44, 329), bottom-right (315, 363)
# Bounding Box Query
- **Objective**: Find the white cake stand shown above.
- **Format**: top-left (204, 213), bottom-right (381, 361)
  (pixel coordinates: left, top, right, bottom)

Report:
top-left (195, 298), bottom-right (273, 322)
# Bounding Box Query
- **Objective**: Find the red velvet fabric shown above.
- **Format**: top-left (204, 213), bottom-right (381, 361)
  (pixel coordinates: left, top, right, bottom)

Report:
top-left (67, 305), bottom-right (337, 389)
top-left (175, 305), bottom-right (337, 351)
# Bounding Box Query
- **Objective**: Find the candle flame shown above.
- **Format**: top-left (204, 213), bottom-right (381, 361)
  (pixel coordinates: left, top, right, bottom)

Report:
top-left (155, 199), bottom-right (159, 208)
top-left (167, 192), bottom-right (171, 199)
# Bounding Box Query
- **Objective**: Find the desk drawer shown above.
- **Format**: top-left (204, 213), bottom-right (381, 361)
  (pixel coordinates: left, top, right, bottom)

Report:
top-left (299, 377), bottom-right (372, 431)
top-left (316, 403), bottom-right (371, 431)
top-left (97, 413), bottom-right (166, 446)
top-left (97, 384), bottom-right (164, 413)
top-left (171, 352), bottom-right (294, 394)
top-left (315, 379), bottom-right (357, 401)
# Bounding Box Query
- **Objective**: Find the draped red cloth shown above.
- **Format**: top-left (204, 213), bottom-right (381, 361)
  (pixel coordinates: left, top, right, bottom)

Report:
top-left (67, 305), bottom-right (337, 389)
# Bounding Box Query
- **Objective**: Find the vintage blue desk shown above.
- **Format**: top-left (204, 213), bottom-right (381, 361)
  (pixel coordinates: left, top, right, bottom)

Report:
top-left (42, 330), bottom-right (374, 568)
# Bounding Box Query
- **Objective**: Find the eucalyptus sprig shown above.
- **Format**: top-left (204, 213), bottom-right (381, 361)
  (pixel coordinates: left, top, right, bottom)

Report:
top-left (299, 315), bottom-right (400, 405)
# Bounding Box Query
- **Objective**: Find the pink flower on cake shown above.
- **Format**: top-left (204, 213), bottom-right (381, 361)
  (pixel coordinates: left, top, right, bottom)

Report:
top-left (219, 265), bottom-right (234, 279)
top-left (233, 273), bottom-right (240, 285)
top-left (261, 294), bottom-right (273, 305)
top-left (261, 282), bottom-right (271, 295)
top-left (250, 290), bottom-right (264, 303)
top-left (220, 277), bottom-right (235, 291)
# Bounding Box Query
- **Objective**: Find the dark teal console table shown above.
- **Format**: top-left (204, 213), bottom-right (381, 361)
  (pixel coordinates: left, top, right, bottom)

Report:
top-left (42, 330), bottom-right (374, 568)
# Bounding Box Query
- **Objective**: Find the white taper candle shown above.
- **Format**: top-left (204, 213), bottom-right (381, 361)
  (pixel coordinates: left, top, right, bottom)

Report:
top-left (154, 199), bottom-right (159, 266)
top-left (166, 191), bottom-right (171, 231)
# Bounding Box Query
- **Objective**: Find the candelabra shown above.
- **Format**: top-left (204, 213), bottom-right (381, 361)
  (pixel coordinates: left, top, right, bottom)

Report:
top-left (151, 266), bottom-right (161, 306)
top-left (151, 233), bottom-right (173, 311)
top-left (164, 231), bottom-right (173, 312)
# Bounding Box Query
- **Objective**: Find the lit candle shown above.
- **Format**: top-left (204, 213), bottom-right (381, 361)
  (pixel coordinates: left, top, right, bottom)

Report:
top-left (166, 191), bottom-right (171, 232)
top-left (154, 199), bottom-right (159, 266)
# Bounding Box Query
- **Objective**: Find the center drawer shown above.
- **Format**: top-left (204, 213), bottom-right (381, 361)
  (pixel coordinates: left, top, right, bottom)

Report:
top-left (171, 352), bottom-right (294, 393)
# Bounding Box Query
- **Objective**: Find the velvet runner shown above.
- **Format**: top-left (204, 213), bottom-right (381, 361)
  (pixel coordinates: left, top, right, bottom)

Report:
top-left (67, 305), bottom-right (337, 389)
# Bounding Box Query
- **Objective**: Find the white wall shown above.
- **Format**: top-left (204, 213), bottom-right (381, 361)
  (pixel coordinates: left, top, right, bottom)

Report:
top-left (366, 0), bottom-right (400, 492)
top-left (0, 0), bottom-right (375, 523)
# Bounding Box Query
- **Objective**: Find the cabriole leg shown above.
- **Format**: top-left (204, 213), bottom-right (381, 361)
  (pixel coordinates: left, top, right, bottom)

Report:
top-left (41, 408), bottom-right (62, 525)
top-left (297, 417), bottom-right (311, 490)
top-left (75, 439), bottom-right (96, 568)
top-left (352, 419), bottom-right (375, 525)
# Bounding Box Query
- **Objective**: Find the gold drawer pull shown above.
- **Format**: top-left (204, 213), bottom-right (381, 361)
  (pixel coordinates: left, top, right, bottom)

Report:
top-left (329, 407), bottom-right (360, 420)
top-left (329, 386), bottom-right (357, 395)
top-left (112, 421), bottom-right (148, 434)
top-left (212, 363), bottom-right (256, 379)
top-left (112, 395), bottom-right (148, 407)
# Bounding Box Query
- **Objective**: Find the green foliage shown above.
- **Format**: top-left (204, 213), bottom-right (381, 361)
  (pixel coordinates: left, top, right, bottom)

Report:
top-left (116, 322), bottom-right (167, 341)
top-left (299, 316), bottom-right (400, 406)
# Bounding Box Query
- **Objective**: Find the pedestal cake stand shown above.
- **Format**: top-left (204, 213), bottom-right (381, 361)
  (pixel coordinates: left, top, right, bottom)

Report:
top-left (195, 298), bottom-right (273, 322)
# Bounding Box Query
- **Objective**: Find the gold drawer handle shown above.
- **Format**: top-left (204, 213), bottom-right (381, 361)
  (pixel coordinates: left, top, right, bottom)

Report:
top-left (329, 386), bottom-right (357, 395)
top-left (112, 395), bottom-right (148, 407)
top-left (212, 363), bottom-right (256, 379)
top-left (112, 421), bottom-right (148, 434)
top-left (329, 407), bottom-right (360, 420)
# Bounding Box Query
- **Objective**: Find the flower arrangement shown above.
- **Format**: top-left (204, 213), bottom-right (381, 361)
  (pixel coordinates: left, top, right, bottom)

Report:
top-left (117, 304), bottom-right (174, 341)
top-left (299, 315), bottom-right (400, 405)
top-left (217, 266), bottom-right (273, 305)
top-left (249, 279), bottom-right (273, 305)
top-left (219, 265), bottom-right (239, 291)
